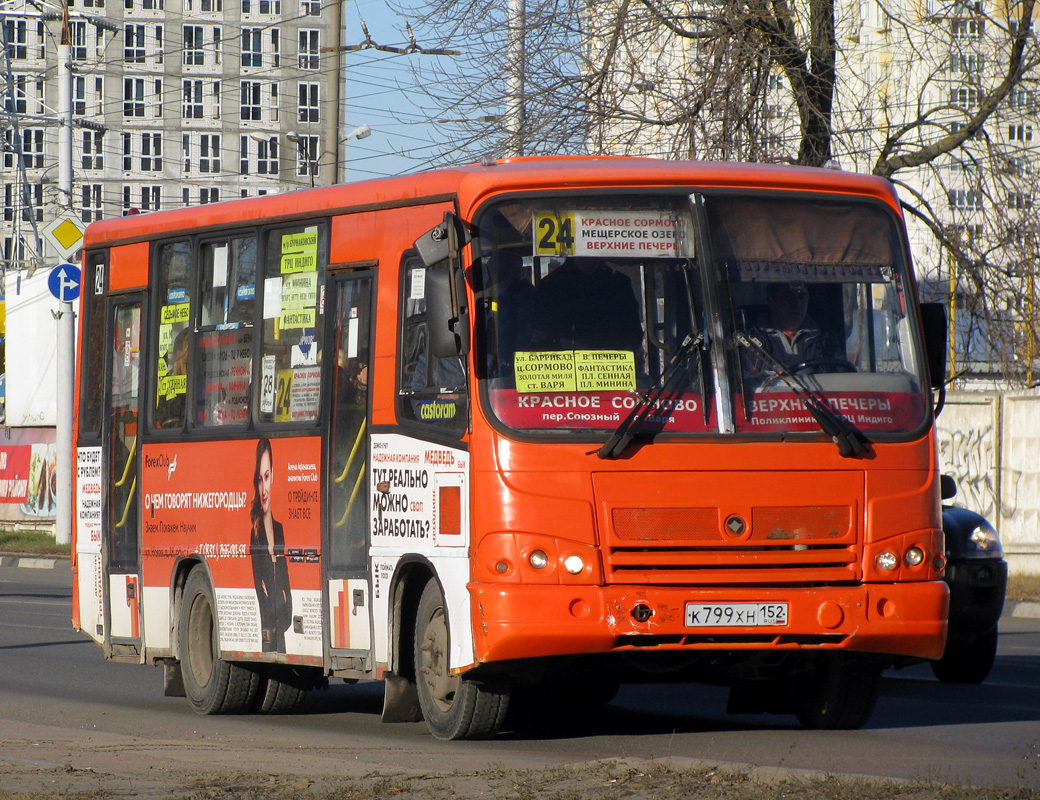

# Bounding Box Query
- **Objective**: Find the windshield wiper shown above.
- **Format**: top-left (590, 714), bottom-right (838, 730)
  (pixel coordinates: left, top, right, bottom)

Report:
top-left (596, 332), bottom-right (704, 460)
top-left (735, 332), bottom-right (870, 459)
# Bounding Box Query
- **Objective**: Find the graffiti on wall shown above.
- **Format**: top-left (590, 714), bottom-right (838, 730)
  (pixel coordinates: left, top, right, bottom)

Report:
top-left (937, 423), bottom-right (997, 520)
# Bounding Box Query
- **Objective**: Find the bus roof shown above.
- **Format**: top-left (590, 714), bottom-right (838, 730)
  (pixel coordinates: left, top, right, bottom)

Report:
top-left (83, 157), bottom-right (902, 248)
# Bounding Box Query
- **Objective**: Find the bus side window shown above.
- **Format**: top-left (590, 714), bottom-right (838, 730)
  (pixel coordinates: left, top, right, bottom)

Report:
top-left (256, 224), bottom-right (327, 426)
top-left (397, 254), bottom-right (468, 435)
top-left (193, 237), bottom-right (257, 428)
top-left (154, 241), bottom-right (192, 431)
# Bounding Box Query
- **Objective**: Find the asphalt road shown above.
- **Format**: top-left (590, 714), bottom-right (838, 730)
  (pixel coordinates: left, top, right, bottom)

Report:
top-left (2, 564), bottom-right (1039, 792)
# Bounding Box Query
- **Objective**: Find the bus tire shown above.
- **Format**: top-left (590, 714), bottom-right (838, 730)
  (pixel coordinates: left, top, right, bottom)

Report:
top-left (413, 580), bottom-right (509, 740)
top-left (179, 566), bottom-right (260, 715)
top-left (254, 665), bottom-right (309, 714)
top-left (788, 655), bottom-right (881, 730)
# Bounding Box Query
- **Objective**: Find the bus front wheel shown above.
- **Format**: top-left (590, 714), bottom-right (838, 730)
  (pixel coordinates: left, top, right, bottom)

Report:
top-left (179, 566), bottom-right (260, 715)
top-left (413, 580), bottom-right (509, 740)
top-left (787, 655), bottom-right (881, 730)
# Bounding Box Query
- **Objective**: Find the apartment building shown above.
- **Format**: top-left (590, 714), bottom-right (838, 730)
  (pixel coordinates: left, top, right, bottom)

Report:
top-left (1, 0), bottom-right (345, 270)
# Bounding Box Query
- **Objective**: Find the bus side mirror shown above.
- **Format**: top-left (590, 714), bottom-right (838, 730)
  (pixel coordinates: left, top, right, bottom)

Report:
top-left (920, 302), bottom-right (947, 391)
top-left (426, 266), bottom-right (470, 358)
top-left (414, 213), bottom-right (471, 268)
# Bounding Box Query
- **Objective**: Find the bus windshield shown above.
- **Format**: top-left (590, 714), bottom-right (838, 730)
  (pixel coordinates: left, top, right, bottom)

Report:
top-left (476, 192), bottom-right (927, 439)
top-left (476, 197), bottom-right (711, 434)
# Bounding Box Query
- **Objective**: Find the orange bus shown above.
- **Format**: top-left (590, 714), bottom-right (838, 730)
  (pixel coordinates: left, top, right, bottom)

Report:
top-left (72, 158), bottom-right (949, 739)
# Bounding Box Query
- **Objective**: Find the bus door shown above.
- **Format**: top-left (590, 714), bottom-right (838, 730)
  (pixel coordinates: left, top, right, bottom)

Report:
top-left (325, 272), bottom-right (375, 665)
top-left (103, 297), bottom-right (144, 658)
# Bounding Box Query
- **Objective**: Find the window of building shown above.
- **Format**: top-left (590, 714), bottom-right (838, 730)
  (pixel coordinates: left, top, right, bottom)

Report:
top-left (20, 128), bottom-right (44, 168)
top-left (949, 51), bottom-right (983, 77)
top-left (302, 0), bottom-right (321, 15)
top-left (4, 75), bottom-right (26, 114)
top-left (298, 82), bottom-right (319, 122)
top-left (242, 28), bottom-right (262, 67)
top-left (259, 0), bottom-right (281, 12)
top-left (4, 20), bottom-right (27, 59)
top-left (124, 77), bottom-right (145, 116)
top-left (213, 27), bottom-right (221, 64)
top-left (184, 25), bottom-right (205, 65)
top-left (154, 24), bottom-right (163, 63)
top-left (951, 18), bottom-right (982, 38)
top-left (241, 81), bottom-right (261, 120)
top-left (70, 21), bottom-right (88, 60)
top-left (200, 187), bottom-right (220, 204)
top-left (142, 0), bottom-right (164, 9)
top-left (295, 134), bottom-right (318, 177)
top-left (153, 77), bottom-right (163, 117)
top-left (1009, 123), bottom-right (1034, 142)
top-left (200, 134), bottom-right (221, 173)
top-left (82, 184), bottom-right (103, 222)
top-left (270, 28), bottom-right (280, 67)
top-left (73, 76), bottom-right (86, 115)
top-left (35, 78), bottom-right (45, 114)
top-left (125, 24), bottom-right (146, 62)
top-left (950, 86), bottom-right (978, 107)
top-left (182, 79), bottom-right (203, 118)
top-left (270, 83), bottom-right (279, 120)
top-left (298, 29), bottom-right (319, 69)
top-left (1008, 192), bottom-right (1033, 210)
top-left (948, 188), bottom-right (982, 209)
top-left (200, 0), bottom-right (222, 10)
top-left (141, 186), bottom-right (161, 211)
top-left (211, 79), bottom-right (221, 118)
top-left (82, 131), bottom-right (104, 170)
top-left (142, 132), bottom-right (162, 170)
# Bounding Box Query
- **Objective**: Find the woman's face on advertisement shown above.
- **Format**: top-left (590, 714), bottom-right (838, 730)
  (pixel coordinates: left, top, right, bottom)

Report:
top-left (258, 449), bottom-right (273, 515)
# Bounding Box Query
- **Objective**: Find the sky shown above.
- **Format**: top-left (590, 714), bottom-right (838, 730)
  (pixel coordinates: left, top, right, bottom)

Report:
top-left (340, 0), bottom-right (458, 180)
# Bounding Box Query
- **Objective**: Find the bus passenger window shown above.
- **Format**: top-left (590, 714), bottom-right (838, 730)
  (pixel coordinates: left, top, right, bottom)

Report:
top-left (397, 255), bottom-right (468, 434)
top-left (256, 224), bottom-right (327, 425)
top-left (153, 241), bottom-right (192, 430)
top-left (193, 238), bottom-right (257, 428)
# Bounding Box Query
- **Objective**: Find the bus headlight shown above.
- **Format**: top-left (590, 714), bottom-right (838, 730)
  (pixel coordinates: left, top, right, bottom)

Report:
top-left (529, 550), bottom-right (549, 569)
top-left (876, 551), bottom-right (899, 571)
top-left (904, 547), bottom-right (925, 567)
top-left (563, 555), bottom-right (585, 574)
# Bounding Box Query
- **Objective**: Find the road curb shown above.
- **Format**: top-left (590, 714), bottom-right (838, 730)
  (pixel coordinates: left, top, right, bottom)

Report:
top-left (1006, 599), bottom-right (1040, 619)
top-left (0, 554), bottom-right (70, 570)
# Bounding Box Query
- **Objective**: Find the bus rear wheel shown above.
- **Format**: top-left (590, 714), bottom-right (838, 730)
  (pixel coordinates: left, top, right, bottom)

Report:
top-left (179, 566), bottom-right (260, 715)
top-left (413, 580), bottom-right (509, 740)
top-left (254, 665), bottom-right (310, 714)
top-left (787, 655), bottom-right (881, 730)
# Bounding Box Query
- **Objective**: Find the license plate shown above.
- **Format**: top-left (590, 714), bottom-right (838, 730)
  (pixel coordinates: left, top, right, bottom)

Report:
top-left (685, 602), bottom-right (788, 627)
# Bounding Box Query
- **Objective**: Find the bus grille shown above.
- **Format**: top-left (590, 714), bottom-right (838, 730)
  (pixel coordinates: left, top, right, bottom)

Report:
top-left (605, 505), bottom-right (860, 584)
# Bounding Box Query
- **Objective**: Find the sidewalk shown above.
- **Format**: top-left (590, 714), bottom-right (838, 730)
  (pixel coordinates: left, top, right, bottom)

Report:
top-left (3, 551), bottom-right (1039, 618)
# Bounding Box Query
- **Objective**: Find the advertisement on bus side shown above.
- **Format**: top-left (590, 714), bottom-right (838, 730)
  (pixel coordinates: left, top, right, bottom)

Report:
top-left (139, 437), bottom-right (323, 658)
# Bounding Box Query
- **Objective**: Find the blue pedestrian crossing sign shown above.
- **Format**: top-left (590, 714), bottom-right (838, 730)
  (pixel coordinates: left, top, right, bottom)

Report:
top-left (48, 263), bottom-right (81, 302)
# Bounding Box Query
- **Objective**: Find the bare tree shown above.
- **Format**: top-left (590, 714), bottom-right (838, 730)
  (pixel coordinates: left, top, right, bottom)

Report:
top-left (403, 0), bottom-right (1040, 385)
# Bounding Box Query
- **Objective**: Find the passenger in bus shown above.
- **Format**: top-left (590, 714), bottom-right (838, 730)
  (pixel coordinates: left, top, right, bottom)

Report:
top-left (531, 257), bottom-right (642, 352)
top-left (485, 250), bottom-right (535, 376)
top-left (745, 281), bottom-right (844, 373)
top-left (249, 437), bottom-right (292, 653)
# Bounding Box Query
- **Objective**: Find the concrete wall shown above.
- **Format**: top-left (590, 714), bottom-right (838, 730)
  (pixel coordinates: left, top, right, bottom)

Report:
top-left (938, 391), bottom-right (1040, 575)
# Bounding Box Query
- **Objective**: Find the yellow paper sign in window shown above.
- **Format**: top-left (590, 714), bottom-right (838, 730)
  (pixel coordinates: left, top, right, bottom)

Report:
top-left (160, 303), bottom-right (190, 325)
top-left (280, 229), bottom-right (319, 274)
top-left (514, 351), bottom-right (576, 393)
top-left (575, 350), bottom-right (636, 391)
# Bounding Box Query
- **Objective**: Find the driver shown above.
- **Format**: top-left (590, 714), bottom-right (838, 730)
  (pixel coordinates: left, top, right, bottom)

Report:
top-left (745, 281), bottom-right (843, 373)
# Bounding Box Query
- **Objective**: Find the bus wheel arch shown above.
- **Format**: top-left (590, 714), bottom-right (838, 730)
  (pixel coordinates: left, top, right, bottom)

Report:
top-left (412, 578), bottom-right (509, 740)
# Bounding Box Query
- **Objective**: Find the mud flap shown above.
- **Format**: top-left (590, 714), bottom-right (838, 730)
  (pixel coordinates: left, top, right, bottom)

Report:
top-left (381, 671), bottom-right (423, 722)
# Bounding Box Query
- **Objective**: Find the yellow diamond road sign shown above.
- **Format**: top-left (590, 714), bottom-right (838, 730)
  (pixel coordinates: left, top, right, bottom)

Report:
top-left (42, 213), bottom-right (86, 261)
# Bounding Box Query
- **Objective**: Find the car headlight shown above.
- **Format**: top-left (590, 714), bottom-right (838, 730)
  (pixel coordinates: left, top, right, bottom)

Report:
top-left (966, 522), bottom-right (1003, 559)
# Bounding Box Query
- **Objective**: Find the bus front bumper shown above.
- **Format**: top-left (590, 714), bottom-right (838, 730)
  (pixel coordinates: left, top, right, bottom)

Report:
top-left (469, 581), bottom-right (949, 665)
